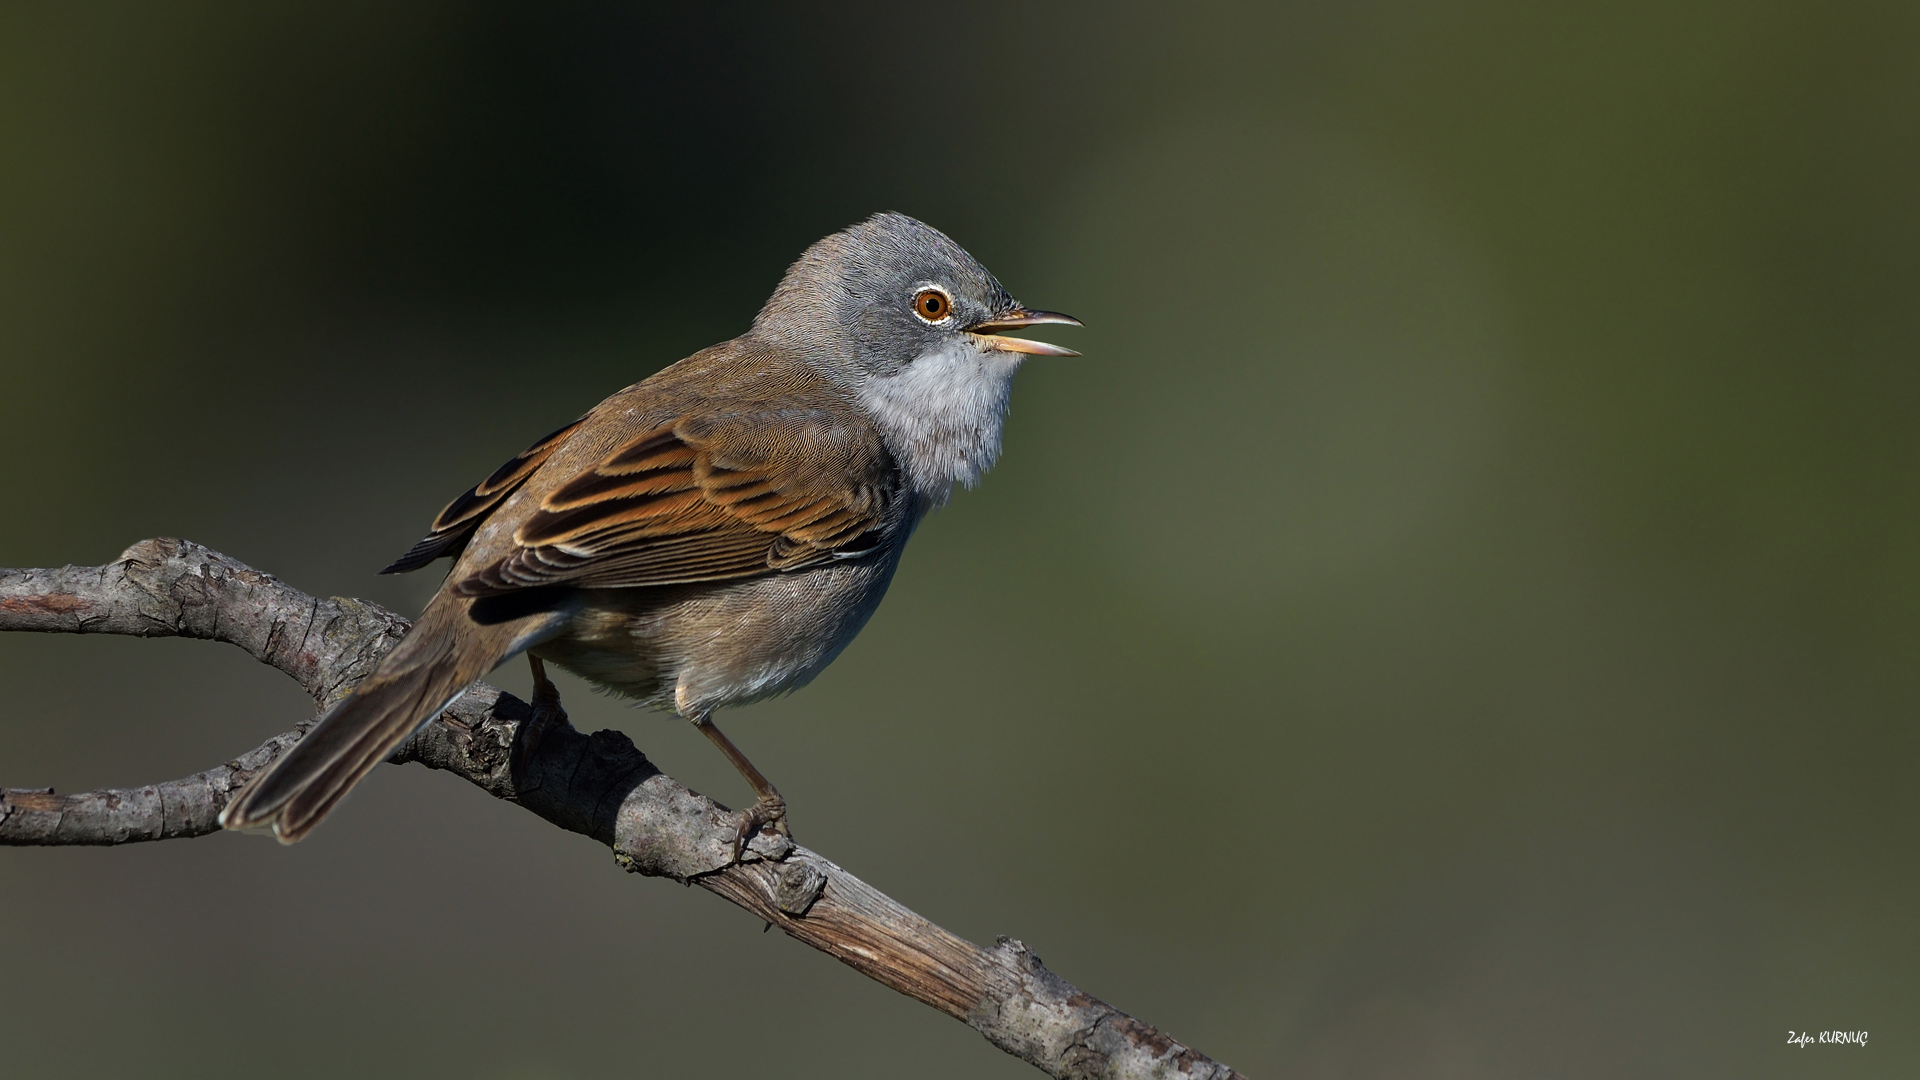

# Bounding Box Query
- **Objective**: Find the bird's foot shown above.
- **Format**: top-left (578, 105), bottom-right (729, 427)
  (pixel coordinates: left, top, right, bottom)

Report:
top-left (518, 655), bottom-right (568, 761)
top-left (692, 713), bottom-right (794, 861)
top-left (734, 789), bottom-right (793, 861)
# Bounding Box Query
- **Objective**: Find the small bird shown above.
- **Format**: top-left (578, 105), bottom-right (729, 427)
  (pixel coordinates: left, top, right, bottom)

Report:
top-left (221, 212), bottom-right (1079, 844)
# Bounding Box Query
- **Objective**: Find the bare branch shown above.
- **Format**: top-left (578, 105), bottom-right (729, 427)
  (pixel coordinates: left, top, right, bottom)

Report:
top-left (1, 538), bottom-right (1245, 1080)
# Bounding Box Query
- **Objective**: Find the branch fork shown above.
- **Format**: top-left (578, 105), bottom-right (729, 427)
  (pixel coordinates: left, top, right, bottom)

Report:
top-left (1, 538), bottom-right (1243, 1080)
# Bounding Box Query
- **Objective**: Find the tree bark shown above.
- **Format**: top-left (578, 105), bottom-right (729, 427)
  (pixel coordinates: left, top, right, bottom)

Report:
top-left (1, 538), bottom-right (1246, 1080)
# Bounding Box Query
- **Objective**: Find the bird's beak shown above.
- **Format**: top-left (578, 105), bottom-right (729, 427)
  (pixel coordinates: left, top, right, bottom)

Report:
top-left (968, 308), bottom-right (1083, 356)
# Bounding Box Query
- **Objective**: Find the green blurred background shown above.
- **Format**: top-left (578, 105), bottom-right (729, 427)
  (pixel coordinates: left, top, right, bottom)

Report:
top-left (2, 3), bottom-right (1915, 1076)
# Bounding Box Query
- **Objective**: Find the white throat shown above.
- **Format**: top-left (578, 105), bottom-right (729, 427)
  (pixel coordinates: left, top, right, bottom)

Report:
top-left (859, 339), bottom-right (1023, 506)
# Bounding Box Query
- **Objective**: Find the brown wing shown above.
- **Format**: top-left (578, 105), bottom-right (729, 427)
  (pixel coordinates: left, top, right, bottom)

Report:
top-left (450, 407), bottom-right (896, 596)
top-left (379, 418), bottom-right (586, 575)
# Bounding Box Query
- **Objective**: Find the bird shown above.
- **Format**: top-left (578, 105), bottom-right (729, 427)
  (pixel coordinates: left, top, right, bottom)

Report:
top-left (220, 212), bottom-right (1080, 845)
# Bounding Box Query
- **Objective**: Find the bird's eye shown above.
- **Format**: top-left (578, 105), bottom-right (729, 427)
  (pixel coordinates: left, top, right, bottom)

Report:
top-left (913, 289), bottom-right (951, 322)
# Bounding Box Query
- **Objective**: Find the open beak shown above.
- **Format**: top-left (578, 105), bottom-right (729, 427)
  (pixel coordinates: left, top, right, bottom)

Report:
top-left (968, 308), bottom-right (1083, 356)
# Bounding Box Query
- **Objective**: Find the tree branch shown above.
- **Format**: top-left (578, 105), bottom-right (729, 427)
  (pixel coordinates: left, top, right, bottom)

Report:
top-left (1, 538), bottom-right (1245, 1080)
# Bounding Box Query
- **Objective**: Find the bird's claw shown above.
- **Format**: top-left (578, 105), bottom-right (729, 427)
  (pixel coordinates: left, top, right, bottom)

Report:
top-left (733, 790), bottom-right (792, 861)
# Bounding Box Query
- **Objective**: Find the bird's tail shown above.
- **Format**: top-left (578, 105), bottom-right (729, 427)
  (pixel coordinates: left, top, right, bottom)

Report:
top-left (220, 596), bottom-right (524, 843)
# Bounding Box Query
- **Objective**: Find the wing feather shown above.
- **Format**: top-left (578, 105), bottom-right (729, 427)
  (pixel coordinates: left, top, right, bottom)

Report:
top-left (448, 412), bottom-right (895, 596)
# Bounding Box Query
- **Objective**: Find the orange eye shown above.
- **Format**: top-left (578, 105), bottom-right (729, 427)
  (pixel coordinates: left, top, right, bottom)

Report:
top-left (913, 289), bottom-right (950, 321)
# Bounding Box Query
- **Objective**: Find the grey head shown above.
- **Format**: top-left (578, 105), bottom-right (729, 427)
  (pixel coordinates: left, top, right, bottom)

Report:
top-left (752, 212), bottom-right (1081, 504)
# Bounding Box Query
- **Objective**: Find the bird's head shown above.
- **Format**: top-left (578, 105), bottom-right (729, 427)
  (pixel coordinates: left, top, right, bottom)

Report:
top-left (753, 212), bottom-right (1080, 501)
top-left (754, 211), bottom-right (1080, 378)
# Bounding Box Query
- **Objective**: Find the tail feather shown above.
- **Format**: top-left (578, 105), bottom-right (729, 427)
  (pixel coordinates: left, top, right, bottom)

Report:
top-left (222, 598), bottom-right (525, 843)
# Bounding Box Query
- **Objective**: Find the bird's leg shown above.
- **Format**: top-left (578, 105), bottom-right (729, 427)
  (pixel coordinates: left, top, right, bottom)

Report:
top-left (518, 655), bottom-right (569, 760)
top-left (693, 713), bottom-right (791, 852)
